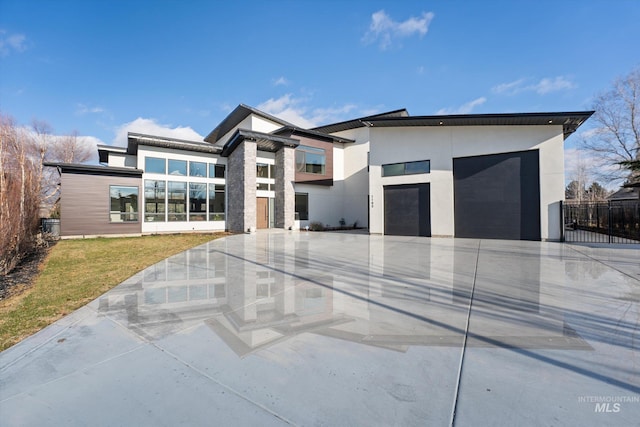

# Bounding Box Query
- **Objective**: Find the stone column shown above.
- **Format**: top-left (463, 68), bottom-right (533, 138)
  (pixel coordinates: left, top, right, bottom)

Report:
top-left (275, 145), bottom-right (295, 229)
top-left (227, 140), bottom-right (257, 233)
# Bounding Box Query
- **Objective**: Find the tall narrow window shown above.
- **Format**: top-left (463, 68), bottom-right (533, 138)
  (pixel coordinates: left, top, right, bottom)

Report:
top-left (189, 183), bottom-right (207, 221)
top-left (109, 186), bottom-right (139, 222)
top-left (209, 184), bottom-right (225, 221)
top-left (295, 193), bottom-right (309, 220)
top-left (296, 146), bottom-right (326, 175)
top-left (209, 163), bottom-right (225, 178)
top-left (257, 163), bottom-right (270, 178)
top-left (167, 181), bottom-right (187, 221)
top-left (144, 180), bottom-right (165, 222)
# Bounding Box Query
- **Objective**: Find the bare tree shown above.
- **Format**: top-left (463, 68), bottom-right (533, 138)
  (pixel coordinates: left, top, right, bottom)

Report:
top-left (565, 151), bottom-right (591, 202)
top-left (0, 113), bottom-right (95, 274)
top-left (582, 67), bottom-right (640, 184)
top-left (0, 114), bottom-right (40, 274)
top-left (48, 130), bottom-right (93, 164)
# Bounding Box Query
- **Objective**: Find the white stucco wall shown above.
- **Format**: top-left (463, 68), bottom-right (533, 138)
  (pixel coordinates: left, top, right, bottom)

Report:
top-left (107, 152), bottom-right (137, 168)
top-left (215, 116), bottom-right (253, 147)
top-left (367, 125), bottom-right (565, 240)
top-left (294, 182), bottom-right (346, 229)
top-left (214, 114), bottom-right (284, 148)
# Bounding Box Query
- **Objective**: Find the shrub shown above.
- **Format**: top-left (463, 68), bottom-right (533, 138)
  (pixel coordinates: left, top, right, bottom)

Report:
top-left (309, 221), bottom-right (325, 231)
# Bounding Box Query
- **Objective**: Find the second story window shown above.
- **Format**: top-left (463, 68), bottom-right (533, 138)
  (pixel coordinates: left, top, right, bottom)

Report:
top-left (189, 161), bottom-right (206, 177)
top-left (296, 145), bottom-right (326, 175)
top-left (168, 159), bottom-right (187, 176)
top-left (145, 157), bottom-right (166, 174)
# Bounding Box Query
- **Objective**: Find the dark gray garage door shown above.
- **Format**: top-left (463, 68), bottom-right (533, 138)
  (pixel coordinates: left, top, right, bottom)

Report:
top-left (384, 183), bottom-right (431, 237)
top-left (453, 150), bottom-right (540, 240)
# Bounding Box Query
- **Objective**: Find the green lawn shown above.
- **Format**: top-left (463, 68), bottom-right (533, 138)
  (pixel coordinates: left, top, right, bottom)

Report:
top-left (0, 233), bottom-right (225, 351)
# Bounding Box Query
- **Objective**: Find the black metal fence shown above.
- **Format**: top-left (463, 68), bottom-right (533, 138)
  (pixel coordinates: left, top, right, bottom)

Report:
top-left (563, 200), bottom-right (640, 243)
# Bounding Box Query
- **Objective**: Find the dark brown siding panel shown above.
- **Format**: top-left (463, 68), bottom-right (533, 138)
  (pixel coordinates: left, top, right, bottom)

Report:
top-left (292, 134), bottom-right (334, 186)
top-left (60, 173), bottom-right (141, 236)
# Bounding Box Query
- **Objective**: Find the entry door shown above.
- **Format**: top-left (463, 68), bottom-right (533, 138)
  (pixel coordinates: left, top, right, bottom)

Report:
top-left (384, 184), bottom-right (431, 236)
top-left (257, 197), bottom-right (269, 229)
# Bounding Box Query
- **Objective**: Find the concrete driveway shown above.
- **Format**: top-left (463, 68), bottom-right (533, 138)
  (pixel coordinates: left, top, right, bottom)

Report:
top-left (1, 232), bottom-right (639, 426)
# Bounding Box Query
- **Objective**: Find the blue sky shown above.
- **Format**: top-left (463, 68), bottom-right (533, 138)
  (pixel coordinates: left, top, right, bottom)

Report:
top-left (1, 0), bottom-right (639, 157)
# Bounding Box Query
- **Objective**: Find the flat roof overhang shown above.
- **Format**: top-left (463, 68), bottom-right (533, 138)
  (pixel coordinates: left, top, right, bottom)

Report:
top-left (364, 111), bottom-right (595, 139)
top-left (98, 133), bottom-right (221, 164)
top-left (44, 162), bottom-right (143, 177)
top-left (221, 129), bottom-right (299, 157)
top-left (273, 126), bottom-right (355, 144)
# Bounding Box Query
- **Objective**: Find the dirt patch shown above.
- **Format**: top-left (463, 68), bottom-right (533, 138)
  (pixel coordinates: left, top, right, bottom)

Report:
top-left (0, 244), bottom-right (53, 301)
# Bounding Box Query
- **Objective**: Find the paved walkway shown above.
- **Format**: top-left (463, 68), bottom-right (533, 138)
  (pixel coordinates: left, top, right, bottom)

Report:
top-left (1, 232), bottom-right (639, 426)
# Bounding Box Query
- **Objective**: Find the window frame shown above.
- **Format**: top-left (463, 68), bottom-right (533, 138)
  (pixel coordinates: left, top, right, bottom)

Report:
top-left (144, 179), bottom-right (166, 222)
top-left (167, 181), bottom-right (187, 221)
top-left (145, 157), bottom-right (166, 174)
top-left (382, 160), bottom-right (430, 177)
top-left (168, 159), bottom-right (187, 176)
top-left (296, 145), bottom-right (326, 175)
top-left (109, 185), bottom-right (139, 223)
top-left (295, 192), bottom-right (309, 221)
top-left (189, 161), bottom-right (207, 177)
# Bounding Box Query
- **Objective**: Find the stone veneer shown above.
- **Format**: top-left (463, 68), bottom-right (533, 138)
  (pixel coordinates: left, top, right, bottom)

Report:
top-left (275, 146), bottom-right (295, 229)
top-left (226, 141), bottom-right (257, 232)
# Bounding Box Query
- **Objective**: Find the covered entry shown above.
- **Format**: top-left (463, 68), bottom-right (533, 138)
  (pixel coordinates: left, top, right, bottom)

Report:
top-left (384, 183), bottom-right (431, 236)
top-left (453, 150), bottom-right (541, 240)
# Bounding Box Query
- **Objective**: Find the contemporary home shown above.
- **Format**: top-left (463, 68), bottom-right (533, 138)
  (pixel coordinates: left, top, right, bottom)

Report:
top-left (48, 104), bottom-right (592, 241)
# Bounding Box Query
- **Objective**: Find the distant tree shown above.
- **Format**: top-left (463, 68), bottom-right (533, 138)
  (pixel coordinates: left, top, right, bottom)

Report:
top-left (48, 130), bottom-right (93, 164)
top-left (586, 182), bottom-right (610, 201)
top-left (565, 180), bottom-right (586, 201)
top-left (565, 180), bottom-right (610, 202)
top-left (581, 67), bottom-right (640, 184)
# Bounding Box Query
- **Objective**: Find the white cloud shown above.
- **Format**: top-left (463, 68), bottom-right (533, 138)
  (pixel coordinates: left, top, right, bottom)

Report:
top-left (272, 76), bottom-right (289, 86)
top-left (257, 94), bottom-right (357, 128)
top-left (0, 29), bottom-right (27, 57)
top-left (492, 76), bottom-right (576, 95)
top-left (76, 103), bottom-right (105, 115)
top-left (363, 10), bottom-right (434, 50)
top-left (534, 76), bottom-right (576, 94)
top-left (112, 118), bottom-right (204, 146)
top-left (436, 97), bottom-right (487, 115)
top-left (492, 79), bottom-right (526, 95)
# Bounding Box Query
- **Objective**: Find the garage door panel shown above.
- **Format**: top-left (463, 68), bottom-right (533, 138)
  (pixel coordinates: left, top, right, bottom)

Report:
top-left (453, 151), bottom-right (540, 241)
top-left (384, 184), bottom-right (430, 237)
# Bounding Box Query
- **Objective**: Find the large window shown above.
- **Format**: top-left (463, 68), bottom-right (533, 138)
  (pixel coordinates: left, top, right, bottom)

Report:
top-left (145, 157), bottom-right (166, 174)
top-left (295, 193), bottom-right (309, 220)
top-left (168, 181), bottom-right (187, 221)
top-left (296, 145), bottom-right (326, 175)
top-left (209, 184), bottom-right (225, 221)
top-left (168, 159), bottom-right (187, 176)
top-left (382, 160), bottom-right (430, 177)
top-left (189, 161), bottom-right (207, 177)
top-left (189, 183), bottom-right (207, 221)
top-left (110, 186), bottom-right (139, 222)
top-left (144, 180), bottom-right (165, 222)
